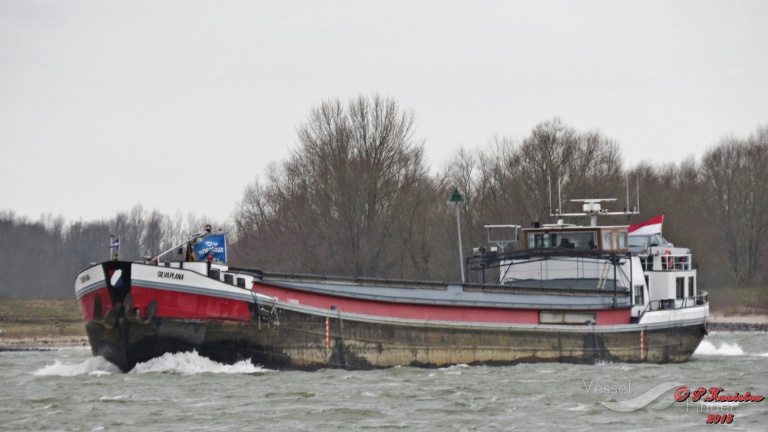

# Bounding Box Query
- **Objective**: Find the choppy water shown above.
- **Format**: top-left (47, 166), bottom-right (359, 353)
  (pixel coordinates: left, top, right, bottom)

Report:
top-left (1, 332), bottom-right (766, 431)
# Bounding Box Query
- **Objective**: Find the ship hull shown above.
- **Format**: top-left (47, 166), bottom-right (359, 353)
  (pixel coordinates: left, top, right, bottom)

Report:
top-left (76, 261), bottom-right (708, 372)
top-left (83, 302), bottom-right (707, 372)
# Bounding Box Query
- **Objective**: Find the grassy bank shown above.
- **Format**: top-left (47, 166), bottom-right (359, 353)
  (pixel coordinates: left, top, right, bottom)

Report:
top-left (0, 299), bottom-right (86, 339)
top-left (706, 285), bottom-right (768, 315)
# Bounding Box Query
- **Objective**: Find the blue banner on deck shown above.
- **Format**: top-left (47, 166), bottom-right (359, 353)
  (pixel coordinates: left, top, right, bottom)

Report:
top-left (192, 234), bottom-right (227, 263)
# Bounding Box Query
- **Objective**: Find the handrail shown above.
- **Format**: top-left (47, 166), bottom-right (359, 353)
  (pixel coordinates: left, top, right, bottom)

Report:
top-left (637, 252), bottom-right (693, 272)
top-left (467, 248), bottom-right (630, 271)
top-left (467, 248), bottom-right (632, 287)
top-left (151, 231), bottom-right (211, 262)
top-left (638, 290), bottom-right (708, 318)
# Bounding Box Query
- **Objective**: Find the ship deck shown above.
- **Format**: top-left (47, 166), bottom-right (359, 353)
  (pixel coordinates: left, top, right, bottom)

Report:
top-left (247, 270), bottom-right (631, 310)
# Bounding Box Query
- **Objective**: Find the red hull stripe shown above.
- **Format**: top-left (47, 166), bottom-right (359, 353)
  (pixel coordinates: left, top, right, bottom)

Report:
top-left (77, 282), bottom-right (629, 325)
top-left (77, 285), bottom-right (252, 321)
top-left (253, 283), bottom-right (630, 325)
top-left (131, 286), bottom-right (252, 320)
top-left (77, 286), bottom-right (112, 321)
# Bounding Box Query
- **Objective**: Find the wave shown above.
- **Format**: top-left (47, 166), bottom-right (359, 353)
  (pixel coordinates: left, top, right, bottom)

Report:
top-left (694, 341), bottom-right (744, 356)
top-left (33, 356), bottom-right (121, 376)
top-left (33, 351), bottom-right (272, 376)
top-left (128, 350), bottom-right (272, 375)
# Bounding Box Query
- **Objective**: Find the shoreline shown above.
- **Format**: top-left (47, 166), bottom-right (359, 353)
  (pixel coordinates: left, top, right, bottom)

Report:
top-left (0, 336), bottom-right (89, 351)
top-left (708, 312), bottom-right (768, 332)
top-left (707, 323), bottom-right (768, 331)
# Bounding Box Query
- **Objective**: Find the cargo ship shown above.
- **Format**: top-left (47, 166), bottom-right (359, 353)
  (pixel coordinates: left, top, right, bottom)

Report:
top-left (75, 202), bottom-right (708, 371)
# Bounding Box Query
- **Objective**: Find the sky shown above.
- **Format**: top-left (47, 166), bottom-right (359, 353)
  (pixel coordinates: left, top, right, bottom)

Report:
top-left (1, 0), bottom-right (766, 224)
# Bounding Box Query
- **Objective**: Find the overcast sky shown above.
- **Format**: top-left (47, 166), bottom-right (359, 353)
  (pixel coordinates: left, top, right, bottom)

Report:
top-left (1, 0), bottom-right (766, 224)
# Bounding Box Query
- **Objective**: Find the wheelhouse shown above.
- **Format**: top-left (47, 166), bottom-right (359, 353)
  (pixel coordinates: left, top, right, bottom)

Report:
top-left (523, 225), bottom-right (629, 252)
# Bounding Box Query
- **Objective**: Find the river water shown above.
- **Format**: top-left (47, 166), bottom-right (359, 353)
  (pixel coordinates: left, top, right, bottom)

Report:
top-left (1, 332), bottom-right (766, 431)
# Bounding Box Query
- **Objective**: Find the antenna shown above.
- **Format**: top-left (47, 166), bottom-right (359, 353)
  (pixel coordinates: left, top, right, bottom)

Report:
top-left (484, 225), bottom-right (520, 251)
top-left (625, 176), bottom-right (629, 212)
top-left (547, 176), bottom-right (640, 225)
top-left (548, 177), bottom-right (553, 215)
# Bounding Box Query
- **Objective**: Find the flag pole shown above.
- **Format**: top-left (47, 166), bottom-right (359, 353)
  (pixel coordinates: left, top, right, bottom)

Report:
top-left (110, 235), bottom-right (120, 261)
top-left (450, 189), bottom-right (466, 284)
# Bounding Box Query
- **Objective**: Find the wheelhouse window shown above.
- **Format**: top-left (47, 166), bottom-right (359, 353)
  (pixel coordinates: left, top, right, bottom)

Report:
top-left (528, 233), bottom-right (550, 248)
top-left (528, 231), bottom-right (597, 250)
top-left (602, 231), bottom-right (611, 249)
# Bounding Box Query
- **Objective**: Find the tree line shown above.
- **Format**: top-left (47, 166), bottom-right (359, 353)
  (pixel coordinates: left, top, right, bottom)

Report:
top-left (1, 94), bottom-right (766, 298)
top-left (0, 207), bottom-right (227, 298)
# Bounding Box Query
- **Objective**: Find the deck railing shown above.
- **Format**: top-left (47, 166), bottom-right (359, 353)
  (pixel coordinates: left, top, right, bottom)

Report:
top-left (637, 290), bottom-right (708, 320)
top-left (639, 252), bottom-right (693, 272)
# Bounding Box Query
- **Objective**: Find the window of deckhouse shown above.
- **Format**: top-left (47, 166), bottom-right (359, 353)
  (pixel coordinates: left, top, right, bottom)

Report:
top-left (634, 285), bottom-right (645, 305)
top-left (676, 277), bottom-right (685, 300)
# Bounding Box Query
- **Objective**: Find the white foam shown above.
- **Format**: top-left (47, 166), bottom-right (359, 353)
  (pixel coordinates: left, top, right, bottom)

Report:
top-left (128, 350), bottom-right (271, 375)
top-left (694, 341), bottom-right (744, 356)
top-left (33, 356), bottom-right (121, 376)
top-left (565, 403), bottom-right (592, 411)
top-left (98, 395), bottom-right (128, 401)
top-left (438, 363), bottom-right (469, 371)
top-left (436, 364), bottom-right (468, 375)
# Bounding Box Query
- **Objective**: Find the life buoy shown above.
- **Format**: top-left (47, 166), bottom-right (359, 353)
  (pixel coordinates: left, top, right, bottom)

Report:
top-left (663, 250), bottom-right (673, 270)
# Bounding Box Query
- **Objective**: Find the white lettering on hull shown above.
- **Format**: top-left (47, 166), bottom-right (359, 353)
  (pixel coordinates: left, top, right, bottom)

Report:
top-left (157, 271), bottom-right (184, 280)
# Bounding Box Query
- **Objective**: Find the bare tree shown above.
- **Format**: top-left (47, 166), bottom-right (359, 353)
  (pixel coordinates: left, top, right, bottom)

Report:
top-left (67, 220), bottom-right (112, 268)
top-left (142, 210), bottom-right (165, 257)
top-left (0, 212), bottom-right (73, 297)
top-left (702, 126), bottom-right (768, 287)
top-left (442, 147), bottom-right (485, 250)
top-left (234, 94), bottom-right (428, 277)
top-left (456, 118), bottom-right (624, 232)
top-left (0, 205), bottom-right (224, 298)
top-left (492, 119), bottom-right (621, 225)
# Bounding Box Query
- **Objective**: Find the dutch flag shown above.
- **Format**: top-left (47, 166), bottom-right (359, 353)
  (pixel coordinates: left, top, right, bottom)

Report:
top-left (628, 214), bottom-right (664, 236)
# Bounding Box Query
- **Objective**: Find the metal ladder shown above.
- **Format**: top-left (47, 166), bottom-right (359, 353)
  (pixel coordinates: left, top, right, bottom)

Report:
top-left (597, 262), bottom-right (611, 290)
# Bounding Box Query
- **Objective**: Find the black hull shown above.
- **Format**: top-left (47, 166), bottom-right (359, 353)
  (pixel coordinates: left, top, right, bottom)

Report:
top-left (86, 307), bottom-right (708, 372)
